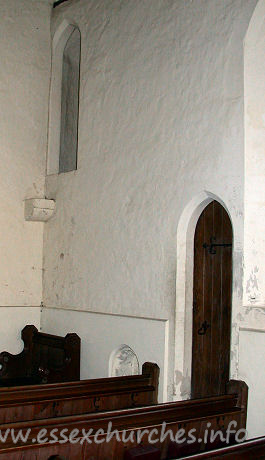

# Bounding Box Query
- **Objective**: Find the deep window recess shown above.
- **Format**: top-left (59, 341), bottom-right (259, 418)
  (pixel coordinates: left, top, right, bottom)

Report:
top-left (53, 0), bottom-right (69, 8)
top-left (59, 27), bottom-right (81, 173)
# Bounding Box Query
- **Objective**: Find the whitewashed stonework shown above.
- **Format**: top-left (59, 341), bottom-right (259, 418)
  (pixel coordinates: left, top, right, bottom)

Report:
top-left (43, 0), bottom-right (258, 408)
top-left (0, 0), bottom-right (264, 440)
top-left (0, 0), bottom-right (51, 307)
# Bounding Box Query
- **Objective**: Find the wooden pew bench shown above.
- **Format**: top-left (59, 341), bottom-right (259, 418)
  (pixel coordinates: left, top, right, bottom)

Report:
top-left (47, 437), bottom-right (265, 460)
top-left (0, 380), bottom-right (247, 459)
top-left (0, 362), bottom-right (159, 423)
top-left (0, 325), bottom-right (80, 386)
top-left (179, 436), bottom-right (265, 459)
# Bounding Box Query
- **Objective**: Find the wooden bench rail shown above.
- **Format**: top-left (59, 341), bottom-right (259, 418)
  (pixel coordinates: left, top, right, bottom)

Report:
top-left (0, 394), bottom-right (244, 433)
top-left (0, 379), bottom-right (248, 459)
top-left (180, 436), bottom-right (265, 459)
top-left (0, 362), bottom-right (159, 423)
top-left (0, 364), bottom-right (159, 402)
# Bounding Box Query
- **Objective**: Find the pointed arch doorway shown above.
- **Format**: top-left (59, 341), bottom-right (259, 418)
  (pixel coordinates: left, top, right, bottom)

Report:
top-left (191, 200), bottom-right (233, 398)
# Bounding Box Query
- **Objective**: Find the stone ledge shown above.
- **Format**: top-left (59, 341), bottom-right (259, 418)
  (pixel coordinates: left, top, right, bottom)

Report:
top-left (24, 198), bottom-right (56, 222)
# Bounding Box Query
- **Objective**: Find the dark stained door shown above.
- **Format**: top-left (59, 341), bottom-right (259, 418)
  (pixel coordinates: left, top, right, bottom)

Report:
top-left (191, 201), bottom-right (233, 398)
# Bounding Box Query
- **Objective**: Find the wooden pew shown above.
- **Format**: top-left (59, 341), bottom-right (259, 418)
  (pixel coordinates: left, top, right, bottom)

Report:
top-left (46, 437), bottom-right (265, 460)
top-left (0, 380), bottom-right (247, 459)
top-left (166, 379), bottom-right (248, 458)
top-left (178, 436), bottom-right (265, 459)
top-left (0, 362), bottom-right (159, 423)
top-left (0, 325), bottom-right (80, 386)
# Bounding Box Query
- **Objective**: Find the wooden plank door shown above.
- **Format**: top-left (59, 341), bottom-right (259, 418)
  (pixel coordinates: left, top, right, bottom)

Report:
top-left (191, 201), bottom-right (233, 398)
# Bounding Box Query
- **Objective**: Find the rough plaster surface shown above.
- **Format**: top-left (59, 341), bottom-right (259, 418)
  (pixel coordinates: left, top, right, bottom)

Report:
top-left (44, 0), bottom-right (257, 402)
top-left (0, 0), bottom-right (264, 436)
top-left (0, 0), bottom-right (51, 306)
top-left (43, 0), bottom-right (258, 403)
top-left (244, 0), bottom-right (265, 308)
top-left (238, 0), bottom-right (265, 436)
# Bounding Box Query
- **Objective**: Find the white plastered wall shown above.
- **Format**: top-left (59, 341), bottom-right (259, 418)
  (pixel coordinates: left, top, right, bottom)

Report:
top-left (1, 2), bottom-right (264, 433)
top-left (41, 307), bottom-right (168, 402)
top-left (0, 0), bottom-right (51, 349)
top-left (239, 0), bottom-right (265, 437)
top-left (42, 0), bottom-right (258, 413)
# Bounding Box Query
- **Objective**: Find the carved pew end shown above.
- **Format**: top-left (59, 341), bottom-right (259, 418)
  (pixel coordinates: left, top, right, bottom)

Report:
top-left (124, 445), bottom-right (161, 459)
top-left (142, 362), bottom-right (160, 404)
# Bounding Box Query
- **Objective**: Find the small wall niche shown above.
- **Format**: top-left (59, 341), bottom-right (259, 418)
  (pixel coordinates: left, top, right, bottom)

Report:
top-left (109, 345), bottom-right (140, 377)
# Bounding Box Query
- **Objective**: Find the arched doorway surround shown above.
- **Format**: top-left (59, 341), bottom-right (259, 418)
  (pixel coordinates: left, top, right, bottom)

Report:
top-left (191, 200), bottom-right (232, 398)
top-left (174, 192), bottom-right (239, 401)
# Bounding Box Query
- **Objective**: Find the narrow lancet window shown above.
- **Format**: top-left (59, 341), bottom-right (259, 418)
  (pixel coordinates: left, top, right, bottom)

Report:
top-left (59, 27), bottom-right (81, 173)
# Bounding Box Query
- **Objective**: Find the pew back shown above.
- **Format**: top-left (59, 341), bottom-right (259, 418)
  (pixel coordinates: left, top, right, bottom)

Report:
top-left (0, 379), bottom-right (248, 460)
top-left (181, 436), bottom-right (265, 459)
top-left (0, 326), bottom-right (80, 386)
top-left (0, 362), bottom-right (159, 423)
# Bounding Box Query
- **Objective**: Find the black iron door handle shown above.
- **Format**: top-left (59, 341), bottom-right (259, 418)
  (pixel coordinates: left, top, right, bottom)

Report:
top-left (198, 321), bottom-right (210, 335)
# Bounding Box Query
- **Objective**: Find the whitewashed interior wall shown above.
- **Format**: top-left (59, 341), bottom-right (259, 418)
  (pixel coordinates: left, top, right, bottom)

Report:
top-left (0, 307), bottom-right (41, 354)
top-left (0, 1), bottom-right (264, 435)
top-left (0, 0), bottom-right (51, 349)
top-left (238, 0), bottom-right (265, 438)
top-left (43, 0), bottom-right (258, 413)
top-left (41, 307), bottom-right (168, 402)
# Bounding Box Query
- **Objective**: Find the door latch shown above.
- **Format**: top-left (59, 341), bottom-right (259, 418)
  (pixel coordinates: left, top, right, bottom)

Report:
top-left (203, 237), bottom-right (232, 255)
top-left (198, 321), bottom-right (210, 335)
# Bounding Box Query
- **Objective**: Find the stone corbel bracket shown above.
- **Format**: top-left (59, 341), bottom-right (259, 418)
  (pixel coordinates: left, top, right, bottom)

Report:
top-left (24, 198), bottom-right (56, 222)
